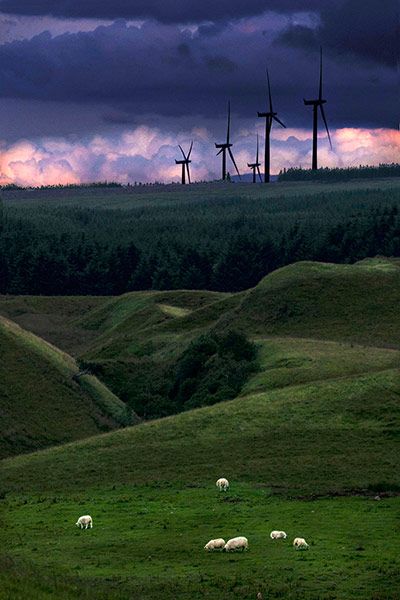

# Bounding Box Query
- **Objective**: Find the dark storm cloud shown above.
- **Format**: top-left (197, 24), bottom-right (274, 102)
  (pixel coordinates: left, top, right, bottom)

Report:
top-left (206, 56), bottom-right (237, 74)
top-left (278, 0), bottom-right (399, 67)
top-left (0, 18), bottom-right (397, 131)
top-left (0, 0), bottom-right (321, 23)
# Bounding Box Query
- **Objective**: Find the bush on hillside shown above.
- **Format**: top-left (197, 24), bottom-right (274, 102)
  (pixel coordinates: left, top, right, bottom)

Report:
top-left (91, 330), bottom-right (258, 419)
top-left (169, 330), bottom-right (257, 412)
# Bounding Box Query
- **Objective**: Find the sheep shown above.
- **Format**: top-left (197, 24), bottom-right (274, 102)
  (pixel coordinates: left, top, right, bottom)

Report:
top-left (293, 537), bottom-right (309, 549)
top-left (216, 477), bottom-right (229, 491)
top-left (76, 515), bottom-right (93, 529)
top-left (204, 538), bottom-right (226, 551)
top-left (270, 530), bottom-right (287, 540)
top-left (224, 536), bottom-right (248, 552)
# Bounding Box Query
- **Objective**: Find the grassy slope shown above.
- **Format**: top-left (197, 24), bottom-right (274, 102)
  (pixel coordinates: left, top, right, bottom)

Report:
top-left (0, 316), bottom-right (132, 458)
top-left (2, 363), bottom-right (399, 494)
top-left (78, 289), bottom-right (230, 358)
top-left (229, 258), bottom-right (400, 347)
top-left (0, 295), bottom-right (109, 355)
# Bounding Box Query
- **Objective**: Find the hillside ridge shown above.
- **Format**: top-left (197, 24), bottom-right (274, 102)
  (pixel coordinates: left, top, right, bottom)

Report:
top-left (0, 315), bottom-right (135, 458)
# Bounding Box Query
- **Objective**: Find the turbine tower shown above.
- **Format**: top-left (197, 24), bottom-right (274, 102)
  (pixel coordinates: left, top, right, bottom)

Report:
top-left (175, 142), bottom-right (193, 184)
top-left (303, 48), bottom-right (332, 170)
top-left (258, 69), bottom-right (286, 183)
top-left (215, 101), bottom-right (241, 181)
top-left (247, 134), bottom-right (262, 183)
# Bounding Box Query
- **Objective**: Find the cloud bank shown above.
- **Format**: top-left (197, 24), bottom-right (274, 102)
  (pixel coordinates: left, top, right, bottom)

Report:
top-left (1, 126), bottom-right (398, 187)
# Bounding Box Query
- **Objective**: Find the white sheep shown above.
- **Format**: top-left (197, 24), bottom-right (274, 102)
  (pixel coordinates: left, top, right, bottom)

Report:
top-left (76, 515), bottom-right (93, 529)
top-left (216, 477), bottom-right (229, 491)
top-left (293, 537), bottom-right (309, 549)
top-left (270, 530), bottom-right (287, 540)
top-left (224, 536), bottom-right (248, 552)
top-left (204, 538), bottom-right (226, 551)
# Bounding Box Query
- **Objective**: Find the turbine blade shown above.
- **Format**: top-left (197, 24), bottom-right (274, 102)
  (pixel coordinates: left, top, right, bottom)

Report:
top-left (273, 115), bottom-right (286, 128)
top-left (187, 140), bottom-right (193, 159)
top-left (186, 163), bottom-right (191, 184)
top-left (320, 104), bottom-right (332, 149)
top-left (256, 133), bottom-right (259, 163)
top-left (257, 166), bottom-right (262, 182)
top-left (178, 145), bottom-right (187, 160)
top-left (267, 68), bottom-right (273, 113)
top-left (228, 147), bottom-right (240, 178)
top-left (319, 46), bottom-right (323, 100)
top-left (216, 148), bottom-right (224, 156)
top-left (227, 101), bottom-right (231, 144)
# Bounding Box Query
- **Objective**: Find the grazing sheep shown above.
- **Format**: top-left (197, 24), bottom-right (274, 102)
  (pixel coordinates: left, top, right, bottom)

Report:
top-left (216, 477), bottom-right (229, 491)
top-left (224, 536), bottom-right (248, 552)
top-left (270, 530), bottom-right (287, 540)
top-left (204, 538), bottom-right (226, 551)
top-left (76, 515), bottom-right (93, 529)
top-left (293, 537), bottom-right (308, 549)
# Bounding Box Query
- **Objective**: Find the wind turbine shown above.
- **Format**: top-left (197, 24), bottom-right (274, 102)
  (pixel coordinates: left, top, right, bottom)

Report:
top-left (215, 101), bottom-right (241, 181)
top-left (258, 69), bottom-right (286, 183)
top-left (247, 134), bottom-right (262, 183)
top-left (303, 47), bottom-right (332, 170)
top-left (175, 142), bottom-right (193, 184)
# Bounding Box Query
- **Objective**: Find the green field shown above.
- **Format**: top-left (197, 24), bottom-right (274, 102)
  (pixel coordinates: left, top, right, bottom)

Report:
top-left (2, 490), bottom-right (399, 600)
top-left (1, 255), bottom-right (399, 598)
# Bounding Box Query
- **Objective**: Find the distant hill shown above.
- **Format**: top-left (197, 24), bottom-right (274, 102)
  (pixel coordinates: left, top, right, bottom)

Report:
top-left (0, 316), bottom-right (134, 458)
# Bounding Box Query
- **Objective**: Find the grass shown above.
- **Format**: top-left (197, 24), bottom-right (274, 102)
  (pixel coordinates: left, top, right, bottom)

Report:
top-left (2, 366), bottom-right (399, 494)
top-left (243, 337), bottom-right (400, 394)
top-left (230, 258), bottom-right (400, 347)
top-left (0, 316), bottom-right (133, 458)
top-left (0, 295), bottom-right (108, 355)
top-left (157, 303), bottom-right (192, 317)
top-left (1, 487), bottom-right (399, 599)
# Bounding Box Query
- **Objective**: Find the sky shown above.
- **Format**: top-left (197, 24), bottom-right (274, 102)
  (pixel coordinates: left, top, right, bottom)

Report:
top-left (0, 0), bottom-right (398, 185)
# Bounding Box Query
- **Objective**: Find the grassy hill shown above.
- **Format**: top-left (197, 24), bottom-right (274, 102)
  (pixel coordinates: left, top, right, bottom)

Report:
top-left (2, 361), bottom-right (399, 494)
top-left (0, 315), bottom-right (134, 458)
top-left (78, 257), bottom-right (400, 360)
top-left (228, 257), bottom-right (400, 346)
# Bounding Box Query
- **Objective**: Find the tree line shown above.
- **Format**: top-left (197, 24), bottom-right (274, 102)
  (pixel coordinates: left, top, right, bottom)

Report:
top-left (0, 187), bottom-right (399, 295)
top-left (278, 163), bottom-right (400, 182)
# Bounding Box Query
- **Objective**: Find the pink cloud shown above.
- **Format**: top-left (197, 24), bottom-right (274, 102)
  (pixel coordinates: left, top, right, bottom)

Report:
top-left (0, 126), bottom-right (398, 187)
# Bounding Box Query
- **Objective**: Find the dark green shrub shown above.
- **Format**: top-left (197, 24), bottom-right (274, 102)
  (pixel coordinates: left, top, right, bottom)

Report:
top-left (169, 330), bottom-right (258, 412)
